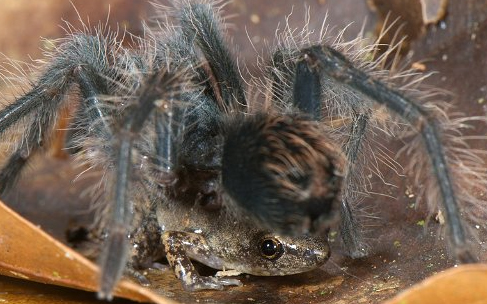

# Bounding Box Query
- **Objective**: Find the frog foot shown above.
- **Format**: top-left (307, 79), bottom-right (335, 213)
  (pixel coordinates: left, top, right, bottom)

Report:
top-left (150, 262), bottom-right (170, 271)
top-left (183, 275), bottom-right (242, 291)
top-left (163, 231), bottom-right (243, 291)
top-left (126, 268), bottom-right (151, 287)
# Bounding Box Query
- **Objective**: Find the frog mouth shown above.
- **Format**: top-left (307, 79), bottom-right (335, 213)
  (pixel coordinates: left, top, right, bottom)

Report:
top-left (231, 247), bottom-right (331, 277)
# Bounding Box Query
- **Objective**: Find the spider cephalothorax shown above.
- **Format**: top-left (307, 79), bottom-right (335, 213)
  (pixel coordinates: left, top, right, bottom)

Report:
top-left (1, 0), bottom-right (486, 299)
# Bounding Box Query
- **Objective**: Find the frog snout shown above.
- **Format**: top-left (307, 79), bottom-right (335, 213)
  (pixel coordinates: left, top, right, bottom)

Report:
top-left (303, 247), bottom-right (330, 265)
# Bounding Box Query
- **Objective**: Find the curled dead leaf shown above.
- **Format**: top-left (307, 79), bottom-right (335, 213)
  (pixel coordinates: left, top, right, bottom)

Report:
top-left (384, 265), bottom-right (487, 304)
top-left (0, 199), bottom-right (176, 304)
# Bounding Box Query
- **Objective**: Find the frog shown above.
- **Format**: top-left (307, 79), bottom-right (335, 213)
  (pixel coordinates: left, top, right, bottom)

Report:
top-left (155, 201), bottom-right (330, 291)
top-left (129, 172), bottom-right (331, 291)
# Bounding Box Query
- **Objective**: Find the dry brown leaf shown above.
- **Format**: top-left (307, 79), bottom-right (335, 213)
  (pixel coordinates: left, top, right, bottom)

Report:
top-left (384, 265), bottom-right (487, 304)
top-left (0, 199), bottom-right (176, 304)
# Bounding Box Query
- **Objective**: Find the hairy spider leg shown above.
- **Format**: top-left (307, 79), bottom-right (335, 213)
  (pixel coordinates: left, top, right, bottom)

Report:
top-left (179, 3), bottom-right (247, 111)
top-left (0, 34), bottom-right (123, 195)
top-left (0, 102), bottom-right (52, 193)
top-left (98, 71), bottom-right (185, 299)
top-left (293, 56), bottom-right (370, 258)
top-left (154, 111), bottom-right (176, 171)
top-left (301, 45), bottom-right (475, 263)
top-left (62, 66), bottom-right (117, 154)
top-left (0, 33), bottom-right (173, 299)
top-left (269, 50), bottom-right (291, 106)
top-left (292, 55), bottom-right (322, 120)
top-left (340, 112), bottom-right (369, 258)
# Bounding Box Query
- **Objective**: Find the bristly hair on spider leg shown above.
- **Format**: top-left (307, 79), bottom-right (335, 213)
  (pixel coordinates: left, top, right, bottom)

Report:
top-left (0, 57), bottom-right (37, 156)
top-left (0, 16), bottom-right (131, 196)
top-left (250, 12), bottom-right (405, 257)
top-left (152, 0), bottom-right (247, 113)
top-left (81, 23), bottom-right (201, 297)
top-left (301, 44), bottom-right (487, 262)
top-left (0, 9), bottom-right (194, 298)
top-left (250, 9), bottom-right (487, 261)
top-left (82, 2), bottom-right (238, 296)
top-left (398, 103), bottom-right (487, 257)
top-left (95, 66), bottom-right (192, 299)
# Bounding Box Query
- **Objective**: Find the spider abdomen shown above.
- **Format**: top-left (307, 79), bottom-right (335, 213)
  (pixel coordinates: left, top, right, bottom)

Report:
top-left (222, 113), bottom-right (345, 235)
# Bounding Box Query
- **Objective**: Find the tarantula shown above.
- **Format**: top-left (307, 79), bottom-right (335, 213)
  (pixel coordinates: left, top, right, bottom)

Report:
top-left (0, 0), bottom-right (485, 300)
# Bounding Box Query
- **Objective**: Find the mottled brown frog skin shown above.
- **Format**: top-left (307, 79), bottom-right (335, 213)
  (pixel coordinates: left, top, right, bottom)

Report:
top-left (148, 202), bottom-right (330, 291)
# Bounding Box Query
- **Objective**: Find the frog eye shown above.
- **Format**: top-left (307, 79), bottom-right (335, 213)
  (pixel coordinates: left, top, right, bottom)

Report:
top-left (259, 237), bottom-right (284, 260)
